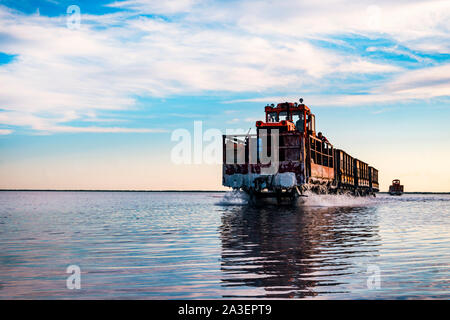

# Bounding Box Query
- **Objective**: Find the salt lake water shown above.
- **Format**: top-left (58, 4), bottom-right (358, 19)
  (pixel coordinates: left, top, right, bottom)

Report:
top-left (0, 191), bottom-right (449, 299)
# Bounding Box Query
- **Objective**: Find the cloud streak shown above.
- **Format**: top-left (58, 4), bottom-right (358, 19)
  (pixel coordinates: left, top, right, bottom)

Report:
top-left (0, 128), bottom-right (12, 135)
top-left (226, 63), bottom-right (450, 106)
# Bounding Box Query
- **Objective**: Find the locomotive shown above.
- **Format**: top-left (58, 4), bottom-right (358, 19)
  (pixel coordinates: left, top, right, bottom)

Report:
top-left (222, 99), bottom-right (379, 203)
top-left (389, 179), bottom-right (404, 196)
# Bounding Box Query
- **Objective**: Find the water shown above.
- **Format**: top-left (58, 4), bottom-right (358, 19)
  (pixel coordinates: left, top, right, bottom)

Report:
top-left (0, 191), bottom-right (449, 299)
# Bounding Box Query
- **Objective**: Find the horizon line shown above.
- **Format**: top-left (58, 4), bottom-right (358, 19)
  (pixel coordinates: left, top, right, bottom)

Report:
top-left (0, 189), bottom-right (449, 194)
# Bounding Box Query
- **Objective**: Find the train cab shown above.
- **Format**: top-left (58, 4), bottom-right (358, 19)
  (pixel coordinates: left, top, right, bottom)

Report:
top-left (256, 101), bottom-right (315, 135)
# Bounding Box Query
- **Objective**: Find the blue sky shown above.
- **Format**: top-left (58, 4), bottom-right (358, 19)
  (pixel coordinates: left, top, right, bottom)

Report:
top-left (0, 0), bottom-right (449, 191)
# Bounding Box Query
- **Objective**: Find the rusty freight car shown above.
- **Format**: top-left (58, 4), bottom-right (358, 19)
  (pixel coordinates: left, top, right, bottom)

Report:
top-left (222, 99), bottom-right (379, 203)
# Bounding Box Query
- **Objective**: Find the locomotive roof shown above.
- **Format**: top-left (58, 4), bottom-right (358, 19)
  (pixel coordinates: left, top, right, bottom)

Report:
top-left (264, 102), bottom-right (311, 114)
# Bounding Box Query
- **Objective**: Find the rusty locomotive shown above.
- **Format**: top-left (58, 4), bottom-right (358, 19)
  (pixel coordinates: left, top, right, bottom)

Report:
top-left (389, 179), bottom-right (404, 196)
top-left (222, 100), bottom-right (379, 202)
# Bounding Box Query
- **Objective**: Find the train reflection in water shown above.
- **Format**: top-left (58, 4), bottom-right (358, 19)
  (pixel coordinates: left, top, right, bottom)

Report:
top-left (219, 204), bottom-right (381, 298)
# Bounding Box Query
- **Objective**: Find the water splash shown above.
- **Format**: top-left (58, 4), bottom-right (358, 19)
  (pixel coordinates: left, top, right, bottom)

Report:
top-left (300, 191), bottom-right (377, 207)
top-left (216, 190), bottom-right (377, 207)
top-left (216, 190), bottom-right (249, 206)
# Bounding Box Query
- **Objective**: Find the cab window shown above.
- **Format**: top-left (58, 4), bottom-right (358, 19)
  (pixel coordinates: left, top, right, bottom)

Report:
top-left (279, 111), bottom-right (288, 120)
top-left (267, 112), bottom-right (278, 122)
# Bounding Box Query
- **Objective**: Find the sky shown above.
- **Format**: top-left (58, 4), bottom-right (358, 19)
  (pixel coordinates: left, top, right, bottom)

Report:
top-left (0, 0), bottom-right (449, 191)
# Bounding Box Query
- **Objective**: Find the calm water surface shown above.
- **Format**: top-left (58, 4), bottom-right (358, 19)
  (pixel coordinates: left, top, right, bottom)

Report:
top-left (0, 191), bottom-right (449, 299)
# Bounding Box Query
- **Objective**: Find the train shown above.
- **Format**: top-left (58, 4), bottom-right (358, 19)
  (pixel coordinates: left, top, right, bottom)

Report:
top-left (389, 179), bottom-right (403, 195)
top-left (222, 99), bottom-right (379, 203)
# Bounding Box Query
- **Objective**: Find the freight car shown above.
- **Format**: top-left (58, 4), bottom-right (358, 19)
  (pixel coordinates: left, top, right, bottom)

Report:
top-left (222, 100), bottom-right (379, 202)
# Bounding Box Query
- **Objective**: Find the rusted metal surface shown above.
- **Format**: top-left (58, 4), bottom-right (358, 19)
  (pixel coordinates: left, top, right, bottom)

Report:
top-left (354, 159), bottom-right (370, 188)
top-left (310, 163), bottom-right (335, 180)
top-left (369, 166), bottom-right (379, 192)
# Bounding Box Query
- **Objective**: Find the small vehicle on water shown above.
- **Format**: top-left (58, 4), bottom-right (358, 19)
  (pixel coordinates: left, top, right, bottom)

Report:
top-left (389, 179), bottom-right (404, 196)
top-left (222, 99), bottom-right (379, 203)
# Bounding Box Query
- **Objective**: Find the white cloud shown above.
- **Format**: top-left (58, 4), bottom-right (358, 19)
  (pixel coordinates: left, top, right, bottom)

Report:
top-left (226, 118), bottom-right (240, 124)
top-left (190, 0), bottom-right (450, 52)
top-left (365, 45), bottom-right (433, 63)
top-left (324, 63), bottom-right (450, 105)
top-left (0, 110), bottom-right (166, 133)
top-left (0, 1), bottom-right (448, 133)
top-left (228, 63), bottom-right (450, 106)
top-left (106, 0), bottom-right (198, 14)
top-left (0, 129), bottom-right (12, 135)
top-left (34, 126), bottom-right (166, 134)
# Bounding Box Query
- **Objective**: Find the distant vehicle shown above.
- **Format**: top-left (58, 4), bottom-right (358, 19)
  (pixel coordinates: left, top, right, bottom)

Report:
top-left (389, 179), bottom-right (404, 196)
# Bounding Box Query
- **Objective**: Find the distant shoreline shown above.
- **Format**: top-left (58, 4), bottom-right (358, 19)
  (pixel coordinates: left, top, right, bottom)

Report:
top-left (0, 190), bottom-right (449, 194)
top-left (0, 189), bottom-right (228, 193)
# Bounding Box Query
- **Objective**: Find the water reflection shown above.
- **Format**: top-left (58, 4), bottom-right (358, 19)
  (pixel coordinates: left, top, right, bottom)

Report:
top-left (219, 204), bottom-right (381, 298)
